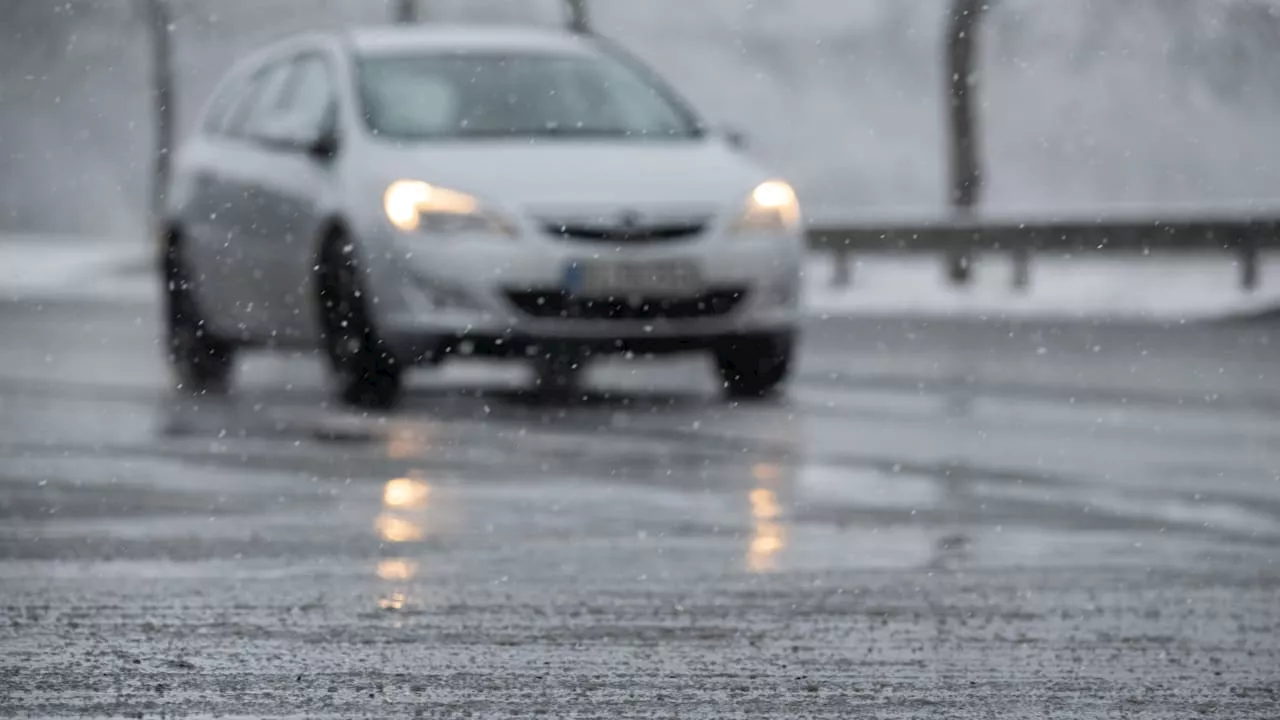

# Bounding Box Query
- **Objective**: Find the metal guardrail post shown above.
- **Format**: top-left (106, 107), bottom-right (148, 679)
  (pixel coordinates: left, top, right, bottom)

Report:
top-left (1240, 237), bottom-right (1259, 291)
top-left (566, 0), bottom-right (590, 34)
top-left (1011, 248), bottom-right (1031, 292)
top-left (831, 247), bottom-right (852, 288)
top-left (946, 238), bottom-right (973, 286)
top-left (945, 0), bottom-right (986, 289)
top-left (393, 0), bottom-right (417, 24)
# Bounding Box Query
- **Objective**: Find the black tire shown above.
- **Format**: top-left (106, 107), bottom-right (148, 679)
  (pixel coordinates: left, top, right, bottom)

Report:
top-left (316, 232), bottom-right (403, 410)
top-left (715, 332), bottom-right (793, 398)
top-left (164, 231), bottom-right (235, 394)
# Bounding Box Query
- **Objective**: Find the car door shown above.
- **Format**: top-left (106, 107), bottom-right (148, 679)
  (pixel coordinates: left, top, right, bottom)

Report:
top-left (205, 58), bottom-right (297, 340)
top-left (239, 52), bottom-right (341, 345)
top-left (179, 68), bottom-right (262, 332)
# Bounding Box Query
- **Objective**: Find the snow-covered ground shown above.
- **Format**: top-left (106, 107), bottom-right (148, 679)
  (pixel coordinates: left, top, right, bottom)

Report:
top-left (4, 235), bottom-right (1278, 322)
top-left (0, 236), bottom-right (154, 302)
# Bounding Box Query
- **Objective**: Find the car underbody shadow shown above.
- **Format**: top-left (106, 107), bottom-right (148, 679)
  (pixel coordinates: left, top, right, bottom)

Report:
top-left (154, 379), bottom-right (755, 443)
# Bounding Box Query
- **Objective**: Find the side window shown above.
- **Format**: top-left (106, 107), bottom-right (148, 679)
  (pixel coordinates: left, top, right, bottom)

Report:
top-left (200, 75), bottom-right (244, 136)
top-left (223, 60), bottom-right (294, 139)
top-left (267, 54), bottom-right (337, 140)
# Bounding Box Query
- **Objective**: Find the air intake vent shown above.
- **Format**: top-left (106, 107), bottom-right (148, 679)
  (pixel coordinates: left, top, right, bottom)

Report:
top-left (542, 218), bottom-right (707, 243)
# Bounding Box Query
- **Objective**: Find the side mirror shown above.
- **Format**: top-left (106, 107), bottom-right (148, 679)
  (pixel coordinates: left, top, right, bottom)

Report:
top-left (307, 103), bottom-right (340, 160)
top-left (307, 130), bottom-right (340, 160)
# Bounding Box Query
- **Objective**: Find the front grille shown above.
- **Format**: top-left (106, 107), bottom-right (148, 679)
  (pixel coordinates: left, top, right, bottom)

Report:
top-left (506, 288), bottom-right (748, 320)
top-left (542, 220), bottom-right (707, 243)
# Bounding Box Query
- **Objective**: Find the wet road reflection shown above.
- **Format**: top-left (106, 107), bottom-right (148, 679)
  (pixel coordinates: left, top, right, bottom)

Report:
top-left (375, 558), bottom-right (419, 582)
top-left (748, 462), bottom-right (788, 573)
top-left (383, 476), bottom-right (431, 510)
top-left (386, 424), bottom-right (431, 460)
top-left (375, 475), bottom-right (432, 543)
top-left (377, 591), bottom-right (409, 611)
top-left (374, 513), bottom-right (426, 543)
top-left (376, 555), bottom-right (414, 611)
top-left (375, 475), bottom-right (432, 611)
top-left (7, 302), bottom-right (1280, 715)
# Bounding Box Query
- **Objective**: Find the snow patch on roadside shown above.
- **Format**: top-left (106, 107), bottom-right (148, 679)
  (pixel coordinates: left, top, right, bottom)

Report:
top-left (803, 252), bottom-right (1280, 321)
top-left (0, 236), bottom-right (155, 304)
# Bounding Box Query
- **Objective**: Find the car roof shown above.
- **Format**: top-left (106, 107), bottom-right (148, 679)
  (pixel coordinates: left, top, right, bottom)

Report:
top-left (341, 25), bottom-right (599, 58)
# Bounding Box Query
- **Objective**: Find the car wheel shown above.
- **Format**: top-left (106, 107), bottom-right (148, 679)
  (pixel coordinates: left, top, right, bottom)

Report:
top-left (164, 231), bottom-right (235, 394)
top-left (715, 332), bottom-right (793, 399)
top-left (317, 232), bottom-right (403, 410)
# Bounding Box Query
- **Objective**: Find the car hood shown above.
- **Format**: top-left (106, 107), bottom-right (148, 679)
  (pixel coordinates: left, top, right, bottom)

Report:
top-left (360, 139), bottom-right (771, 212)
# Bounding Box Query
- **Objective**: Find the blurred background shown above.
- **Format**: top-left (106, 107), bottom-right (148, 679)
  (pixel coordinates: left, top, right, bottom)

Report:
top-left (4, 0), bottom-right (1280, 238)
top-left (4, 4), bottom-right (1280, 714)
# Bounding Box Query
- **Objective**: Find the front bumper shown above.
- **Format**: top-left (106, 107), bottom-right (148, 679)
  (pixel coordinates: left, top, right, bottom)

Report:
top-left (364, 227), bottom-right (802, 364)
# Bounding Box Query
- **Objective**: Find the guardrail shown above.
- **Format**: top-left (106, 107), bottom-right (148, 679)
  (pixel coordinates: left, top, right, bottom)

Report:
top-left (806, 215), bottom-right (1280, 290)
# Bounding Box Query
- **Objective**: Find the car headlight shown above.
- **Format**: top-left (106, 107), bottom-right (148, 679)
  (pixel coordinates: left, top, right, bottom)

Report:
top-left (734, 180), bottom-right (801, 233)
top-left (383, 180), bottom-right (517, 237)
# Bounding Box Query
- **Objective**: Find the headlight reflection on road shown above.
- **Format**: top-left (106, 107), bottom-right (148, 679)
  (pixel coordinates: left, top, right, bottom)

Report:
top-left (747, 484), bottom-right (787, 573)
top-left (375, 476), bottom-right (432, 543)
top-left (374, 475), bottom-right (429, 611)
top-left (383, 476), bottom-right (431, 510)
top-left (378, 592), bottom-right (408, 611)
top-left (749, 521), bottom-right (786, 573)
top-left (749, 486), bottom-right (782, 520)
top-left (386, 426), bottom-right (427, 460)
top-left (374, 513), bottom-right (426, 543)
top-left (752, 462), bottom-right (783, 485)
top-left (376, 558), bottom-right (418, 581)
top-left (376, 558), bottom-right (416, 611)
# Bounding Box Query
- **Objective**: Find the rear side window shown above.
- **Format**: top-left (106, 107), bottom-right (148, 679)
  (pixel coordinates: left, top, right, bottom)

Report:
top-left (200, 76), bottom-right (244, 136)
top-left (222, 60), bottom-right (294, 139)
top-left (255, 54), bottom-right (336, 141)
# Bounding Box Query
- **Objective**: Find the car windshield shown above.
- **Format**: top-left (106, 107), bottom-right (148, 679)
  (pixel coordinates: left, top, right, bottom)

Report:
top-left (356, 51), bottom-right (703, 141)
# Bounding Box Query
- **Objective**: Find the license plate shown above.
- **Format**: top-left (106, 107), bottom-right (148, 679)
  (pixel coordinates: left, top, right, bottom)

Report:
top-left (564, 259), bottom-right (703, 297)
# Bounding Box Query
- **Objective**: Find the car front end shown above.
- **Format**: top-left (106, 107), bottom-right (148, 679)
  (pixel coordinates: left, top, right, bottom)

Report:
top-left (332, 34), bottom-right (801, 396)
top-left (360, 174), bottom-right (802, 365)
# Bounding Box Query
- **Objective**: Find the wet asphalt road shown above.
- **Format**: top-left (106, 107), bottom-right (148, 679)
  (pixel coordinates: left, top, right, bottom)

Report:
top-left (1, 295), bottom-right (1279, 718)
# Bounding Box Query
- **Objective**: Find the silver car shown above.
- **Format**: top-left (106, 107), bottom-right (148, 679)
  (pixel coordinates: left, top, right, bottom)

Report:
top-left (164, 26), bottom-right (803, 408)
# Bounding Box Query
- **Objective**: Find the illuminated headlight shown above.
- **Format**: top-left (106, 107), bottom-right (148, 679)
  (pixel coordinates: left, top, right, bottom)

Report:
top-left (734, 180), bottom-right (801, 234)
top-left (383, 180), bottom-right (517, 237)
